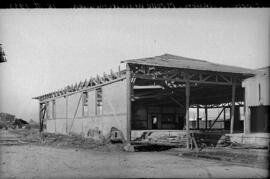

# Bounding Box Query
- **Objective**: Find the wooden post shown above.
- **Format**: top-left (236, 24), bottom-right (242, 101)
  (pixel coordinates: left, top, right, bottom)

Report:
top-left (245, 107), bottom-right (251, 134)
top-left (66, 96), bottom-right (68, 134)
top-left (223, 107), bottom-right (226, 129)
top-left (126, 64), bottom-right (132, 144)
top-left (39, 103), bottom-right (46, 132)
top-left (118, 65), bottom-right (121, 77)
top-left (39, 102), bottom-right (42, 132)
top-left (185, 81), bottom-right (190, 149)
top-left (244, 88), bottom-right (251, 134)
top-left (196, 105), bottom-right (200, 130)
top-left (205, 106), bottom-right (208, 129)
top-left (53, 100), bottom-right (56, 133)
top-left (230, 78), bottom-right (236, 134)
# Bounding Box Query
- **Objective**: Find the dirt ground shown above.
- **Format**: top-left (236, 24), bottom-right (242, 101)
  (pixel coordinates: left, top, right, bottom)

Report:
top-left (0, 129), bottom-right (269, 178)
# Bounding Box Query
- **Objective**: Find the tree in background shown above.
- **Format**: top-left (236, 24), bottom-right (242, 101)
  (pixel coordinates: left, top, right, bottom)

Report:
top-left (0, 44), bottom-right (7, 63)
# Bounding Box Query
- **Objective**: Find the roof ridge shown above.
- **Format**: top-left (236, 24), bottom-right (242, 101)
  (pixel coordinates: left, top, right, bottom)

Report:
top-left (159, 53), bottom-right (209, 63)
top-left (160, 54), bottom-right (258, 71)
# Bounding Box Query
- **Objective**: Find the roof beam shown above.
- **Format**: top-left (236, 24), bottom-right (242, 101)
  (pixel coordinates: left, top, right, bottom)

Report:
top-left (134, 73), bottom-right (239, 86)
top-left (131, 65), bottom-right (241, 86)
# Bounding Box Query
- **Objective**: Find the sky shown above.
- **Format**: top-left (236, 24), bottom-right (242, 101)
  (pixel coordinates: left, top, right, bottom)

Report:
top-left (0, 9), bottom-right (269, 122)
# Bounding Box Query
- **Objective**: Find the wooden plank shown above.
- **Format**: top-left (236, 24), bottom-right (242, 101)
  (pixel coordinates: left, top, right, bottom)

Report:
top-left (53, 100), bottom-right (56, 132)
top-left (168, 96), bottom-right (185, 108)
top-left (39, 103), bottom-right (46, 132)
top-left (230, 78), bottom-right (236, 134)
top-left (197, 106), bottom-right (200, 130)
top-left (223, 107), bottom-right (226, 129)
top-left (39, 103), bottom-right (42, 132)
top-left (205, 106), bottom-right (208, 129)
top-left (191, 133), bottom-right (199, 151)
top-left (185, 80), bottom-right (190, 149)
top-left (66, 96), bottom-right (68, 134)
top-left (201, 74), bottom-right (212, 81)
top-left (126, 64), bottom-right (132, 144)
top-left (39, 77), bottom-right (126, 103)
top-left (244, 88), bottom-right (251, 134)
top-left (42, 106), bottom-right (46, 131)
top-left (218, 74), bottom-right (232, 83)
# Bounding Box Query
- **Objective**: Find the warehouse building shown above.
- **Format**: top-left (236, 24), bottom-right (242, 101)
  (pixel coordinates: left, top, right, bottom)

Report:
top-left (34, 54), bottom-right (268, 148)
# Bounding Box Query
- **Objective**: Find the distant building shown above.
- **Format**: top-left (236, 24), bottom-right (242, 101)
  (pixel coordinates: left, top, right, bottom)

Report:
top-left (0, 44), bottom-right (7, 63)
top-left (0, 112), bottom-right (15, 124)
top-left (242, 66), bottom-right (270, 133)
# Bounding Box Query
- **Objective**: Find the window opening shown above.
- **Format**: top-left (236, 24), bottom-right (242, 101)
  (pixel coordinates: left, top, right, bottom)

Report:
top-left (82, 92), bottom-right (89, 117)
top-left (96, 88), bottom-right (103, 115)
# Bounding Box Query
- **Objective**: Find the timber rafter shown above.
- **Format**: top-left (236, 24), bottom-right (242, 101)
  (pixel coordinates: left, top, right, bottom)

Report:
top-left (130, 64), bottom-right (243, 86)
top-left (34, 69), bottom-right (126, 102)
top-left (190, 101), bottom-right (244, 108)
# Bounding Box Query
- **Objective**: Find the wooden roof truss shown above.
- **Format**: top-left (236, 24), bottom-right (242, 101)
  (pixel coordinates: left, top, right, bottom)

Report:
top-left (34, 69), bottom-right (126, 102)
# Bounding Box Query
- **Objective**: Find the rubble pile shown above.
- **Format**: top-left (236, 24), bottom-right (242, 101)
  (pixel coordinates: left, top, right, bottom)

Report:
top-left (133, 131), bottom-right (184, 147)
top-left (216, 135), bottom-right (231, 147)
top-left (193, 132), bottom-right (224, 147)
top-left (229, 142), bottom-right (268, 149)
top-left (40, 133), bottom-right (101, 148)
top-left (216, 135), bottom-right (269, 149)
top-left (1, 129), bottom-right (125, 152)
top-left (40, 132), bottom-right (125, 152)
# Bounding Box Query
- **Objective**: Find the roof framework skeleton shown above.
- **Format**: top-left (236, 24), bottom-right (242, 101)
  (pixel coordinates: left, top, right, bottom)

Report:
top-left (34, 54), bottom-right (256, 105)
top-left (34, 69), bottom-right (126, 101)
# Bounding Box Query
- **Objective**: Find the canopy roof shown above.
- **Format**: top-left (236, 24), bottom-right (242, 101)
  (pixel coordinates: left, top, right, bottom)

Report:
top-left (122, 54), bottom-right (257, 76)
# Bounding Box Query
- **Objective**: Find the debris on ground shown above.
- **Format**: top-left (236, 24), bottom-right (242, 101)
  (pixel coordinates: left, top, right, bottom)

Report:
top-left (216, 135), bottom-right (231, 147)
top-left (1, 129), bottom-right (124, 152)
top-left (179, 147), bottom-right (269, 168)
top-left (0, 129), bottom-right (36, 145)
top-left (193, 132), bottom-right (224, 148)
top-left (216, 134), bottom-right (269, 150)
top-left (123, 144), bottom-right (135, 152)
top-left (132, 131), bottom-right (226, 150)
top-left (133, 144), bottom-right (176, 152)
top-left (229, 142), bottom-right (268, 149)
top-left (133, 131), bottom-right (187, 147)
top-left (40, 132), bottom-right (102, 149)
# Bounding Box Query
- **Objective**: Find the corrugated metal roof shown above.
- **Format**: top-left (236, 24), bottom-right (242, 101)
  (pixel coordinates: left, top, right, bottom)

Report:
top-left (122, 54), bottom-right (257, 76)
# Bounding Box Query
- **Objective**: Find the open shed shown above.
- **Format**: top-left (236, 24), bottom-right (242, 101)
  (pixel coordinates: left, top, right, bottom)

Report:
top-left (122, 54), bottom-right (256, 147)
